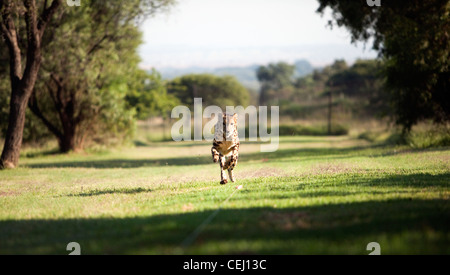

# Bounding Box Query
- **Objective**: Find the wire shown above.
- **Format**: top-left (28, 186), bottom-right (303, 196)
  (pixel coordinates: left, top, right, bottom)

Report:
top-left (179, 185), bottom-right (243, 250)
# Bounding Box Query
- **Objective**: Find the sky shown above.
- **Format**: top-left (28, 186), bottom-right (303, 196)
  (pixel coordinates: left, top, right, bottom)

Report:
top-left (139, 0), bottom-right (377, 69)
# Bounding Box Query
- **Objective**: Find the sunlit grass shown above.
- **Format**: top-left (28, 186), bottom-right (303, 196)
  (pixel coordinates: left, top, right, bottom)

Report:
top-left (0, 136), bottom-right (449, 254)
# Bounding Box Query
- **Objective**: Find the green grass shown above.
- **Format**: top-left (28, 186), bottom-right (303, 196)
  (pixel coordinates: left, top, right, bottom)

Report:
top-left (0, 136), bottom-right (449, 254)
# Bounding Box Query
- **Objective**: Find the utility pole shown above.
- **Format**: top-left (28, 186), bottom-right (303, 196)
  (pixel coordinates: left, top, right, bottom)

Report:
top-left (327, 88), bottom-right (333, 136)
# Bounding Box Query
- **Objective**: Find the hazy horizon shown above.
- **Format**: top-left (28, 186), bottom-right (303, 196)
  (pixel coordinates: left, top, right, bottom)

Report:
top-left (139, 0), bottom-right (377, 69)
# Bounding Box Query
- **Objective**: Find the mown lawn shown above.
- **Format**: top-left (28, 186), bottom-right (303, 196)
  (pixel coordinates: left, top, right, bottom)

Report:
top-left (0, 136), bottom-right (449, 254)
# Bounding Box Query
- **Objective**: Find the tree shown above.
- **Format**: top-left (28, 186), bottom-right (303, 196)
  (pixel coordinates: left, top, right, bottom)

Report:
top-left (317, 0), bottom-right (450, 131)
top-left (328, 60), bottom-right (384, 101)
top-left (0, 0), bottom-right (62, 169)
top-left (256, 62), bottom-right (296, 105)
top-left (326, 59), bottom-right (387, 131)
top-left (126, 69), bottom-right (180, 120)
top-left (167, 74), bottom-right (250, 109)
top-left (26, 0), bottom-right (175, 152)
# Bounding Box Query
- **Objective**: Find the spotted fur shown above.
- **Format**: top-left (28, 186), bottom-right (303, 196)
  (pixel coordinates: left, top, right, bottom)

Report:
top-left (211, 113), bottom-right (240, 185)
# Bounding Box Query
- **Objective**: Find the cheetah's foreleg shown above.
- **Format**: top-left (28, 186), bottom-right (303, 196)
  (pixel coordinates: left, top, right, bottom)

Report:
top-left (211, 146), bottom-right (220, 163)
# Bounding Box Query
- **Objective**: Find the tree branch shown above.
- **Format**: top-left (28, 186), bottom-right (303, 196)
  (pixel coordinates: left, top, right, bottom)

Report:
top-left (87, 34), bottom-right (111, 56)
top-left (0, 0), bottom-right (14, 41)
top-left (38, 0), bottom-right (61, 38)
top-left (0, 19), bottom-right (12, 42)
top-left (23, 0), bottom-right (39, 45)
top-left (45, 80), bottom-right (61, 110)
top-left (28, 90), bottom-right (63, 140)
top-left (0, 0), bottom-right (23, 81)
top-left (50, 73), bottom-right (66, 108)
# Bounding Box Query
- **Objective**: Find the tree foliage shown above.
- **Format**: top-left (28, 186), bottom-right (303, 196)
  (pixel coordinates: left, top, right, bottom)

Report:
top-left (126, 69), bottom-right (180, 120)
top-left (317, 0), bottom-right (450, 130)
top-left (327, 59), bottom-right (388, 118)
top-left (167, 74), bottom-right (250, 109)
top-left (258, 59), bottom-right (388, 121)
top-left (257, 62), bottom-right (296, 105)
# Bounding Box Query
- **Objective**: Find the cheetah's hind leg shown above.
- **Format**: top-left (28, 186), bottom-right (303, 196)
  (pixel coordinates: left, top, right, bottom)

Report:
top-left (219, 155), bottom-right (228, 185)
top-left (228, 168), bottom-right (235, 182)
top-left (227, 155), bottom-right (238, 183)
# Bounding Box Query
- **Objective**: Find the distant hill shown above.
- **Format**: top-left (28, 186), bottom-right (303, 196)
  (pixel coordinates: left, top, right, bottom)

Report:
top-left (155, 59), bottom-right (314, 91)
top-left (293, 60), bottom-right (315, 78)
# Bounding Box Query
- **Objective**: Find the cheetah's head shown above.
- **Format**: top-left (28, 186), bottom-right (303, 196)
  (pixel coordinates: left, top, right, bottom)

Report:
top-left (223, 113), bottom-right (238, 140)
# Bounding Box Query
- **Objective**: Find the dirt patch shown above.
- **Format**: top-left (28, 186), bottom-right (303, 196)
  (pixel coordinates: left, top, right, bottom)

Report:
top-left (240, 168), bottom-right (286, 179)
top-left (182, 203), bottom-right (195, 212)
top-left (308, 163), bottom-right (365, 175)
top-left (260, 211), bottom-right (311, 231)
top-left (0, 191), bottom-right (20, 197)
top-left (417, 154), bottom-right (450, 166)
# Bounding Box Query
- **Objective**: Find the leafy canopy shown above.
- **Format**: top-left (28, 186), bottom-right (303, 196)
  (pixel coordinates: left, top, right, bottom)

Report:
top-left (316, 0), bottom-right (450, 130)
top-left (167, 74), bottom-right (250, 110)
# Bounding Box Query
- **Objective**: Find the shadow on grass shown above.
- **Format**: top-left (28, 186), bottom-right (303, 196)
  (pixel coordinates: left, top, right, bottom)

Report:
top-left (25, 146), bottom-right (375, 169)
top-left (237, 172), bottom-right (450, 201)
top-left (65, 187), bottom-right (153, 197)
top-left (27, 156), bottom-right (211, 168)
top-left (0, 198), bottom-right (448, 255)
top-left (22, 149), bottom-right (61, 159)
top-left (132, 136), bottom-right (354, 149)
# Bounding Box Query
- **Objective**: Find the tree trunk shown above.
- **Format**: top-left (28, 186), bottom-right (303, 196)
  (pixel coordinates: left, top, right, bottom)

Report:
top-left (58, 121), bottom-right (79, 153)
top-left (0, 45), bottom-right (41, 169)
top-left (57, 90), bottom-right (81, 153)
top-left (0, 92), bottom-right (29, 168)
top-left (58, 134), bottom-right (76, 153)
top-left (0, 79), bottom-right (42, 169)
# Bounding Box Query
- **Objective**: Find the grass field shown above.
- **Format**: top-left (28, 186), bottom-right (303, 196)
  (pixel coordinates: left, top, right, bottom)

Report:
top-left (0, 136), bottom-right (449, 255)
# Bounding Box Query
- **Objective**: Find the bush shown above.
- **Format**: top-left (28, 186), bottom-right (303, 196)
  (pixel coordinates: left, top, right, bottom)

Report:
top-left (278, 124), bottom-right (348, 136)
top-left (407, 127), bottom-right (450, 148)
top-left (363, 124), bottom-right (450, 148)
top-left (384, 132), bottom-right (408, 145)
top-left (243, 123), bottom-right (349, 137)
